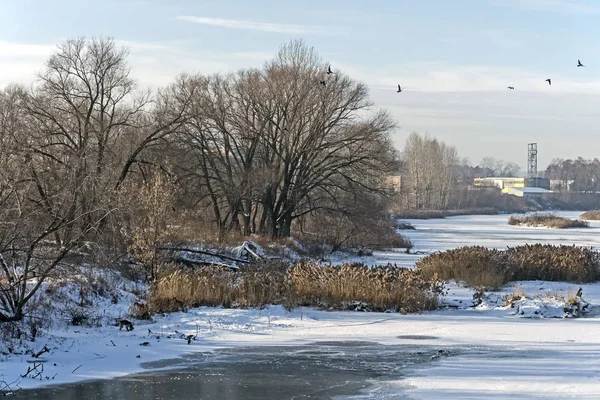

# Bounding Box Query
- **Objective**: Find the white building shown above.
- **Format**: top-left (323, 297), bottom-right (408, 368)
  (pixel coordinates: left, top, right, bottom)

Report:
top-left (502, 187), bottom-right (552, 198)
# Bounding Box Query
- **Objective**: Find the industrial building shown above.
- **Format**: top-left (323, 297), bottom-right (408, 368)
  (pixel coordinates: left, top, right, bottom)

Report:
top-left (385, 175), bottom-right (402, 192)
top-left (473, 177), bottom-right (550, 190)
top-left (474, 143), bottom-right (552, 198)
top-left (501, 187), bottom-right (552, 198)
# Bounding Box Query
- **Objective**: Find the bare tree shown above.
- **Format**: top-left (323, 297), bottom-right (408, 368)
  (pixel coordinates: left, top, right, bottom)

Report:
top-left (401, 133), bottom-right (458, 209)
top-left (0, 86), bottom-right (110, 322)
top-left (174, 40), bottom-right (397, 238)
top-left (480, 157), bottom-right (520, 177)
top-left (22, 38), bottom-right (147, 244)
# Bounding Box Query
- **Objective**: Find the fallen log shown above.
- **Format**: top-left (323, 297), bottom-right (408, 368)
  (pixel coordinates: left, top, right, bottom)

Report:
top-left (157, 246), bottom-right (249, 264)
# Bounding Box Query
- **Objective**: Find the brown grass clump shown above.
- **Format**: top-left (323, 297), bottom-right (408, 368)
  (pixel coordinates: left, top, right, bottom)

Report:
top-left (415, 246), bottom-right (507, 290)
top-left (148, 260), bottom-right (290, 312)
top-left (287, 263), bottom-right (443, 313)
top-left (416, 244), bottom-right (600, 289)
top-left (508, 214), bottom-right (589, 229)
top-left (148, 261), bottom-right (443, 314)
top-left (580, 210), bottom-right (600, 220)
top-left (503, 283), bottom-right (526, 306)
top-left (506, 244), bottom-right (600, 283)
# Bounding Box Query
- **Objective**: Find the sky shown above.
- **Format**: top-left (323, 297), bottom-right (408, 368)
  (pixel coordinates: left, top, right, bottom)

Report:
top-left (2, 0), bottom-right (600, 171)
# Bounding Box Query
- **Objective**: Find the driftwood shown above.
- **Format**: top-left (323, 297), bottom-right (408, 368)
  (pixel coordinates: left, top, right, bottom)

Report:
top-left (0, 376), bottom-right (22, 396)
top-left (236, 241), bottom-right (263, 260)
top-left (157, 246), bottom-right (250, 264)
top-left (32, 345), bottom-right (50, 359)
top-left (21, 362), bottom-right (44, 380)
top-left (172, 257), bottom-right (239, 270)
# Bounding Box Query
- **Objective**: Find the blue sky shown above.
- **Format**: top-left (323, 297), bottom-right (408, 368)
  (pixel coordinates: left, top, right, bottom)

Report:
top-left (2, 0), bottom-right (600, 170)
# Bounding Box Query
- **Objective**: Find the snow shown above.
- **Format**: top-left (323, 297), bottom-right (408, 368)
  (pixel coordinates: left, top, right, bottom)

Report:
top-left (2, 211), bottom-right (600, 399)
top-left (328, 210), bottom-right (600, 268)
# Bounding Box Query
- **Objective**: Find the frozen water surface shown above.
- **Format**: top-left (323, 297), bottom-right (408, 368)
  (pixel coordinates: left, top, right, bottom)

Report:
top-left (22, 342), bottom-right (472, 399)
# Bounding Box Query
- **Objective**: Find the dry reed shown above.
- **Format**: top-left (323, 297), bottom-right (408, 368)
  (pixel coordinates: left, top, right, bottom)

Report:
top-left (580, 210), bottom-right (600, 220)
top-left (148, 261), bottom-right (443, 314)
top-left (508, 214), bottom-right (589, 229)
top-left (417, 244), bottom-right (600, 289)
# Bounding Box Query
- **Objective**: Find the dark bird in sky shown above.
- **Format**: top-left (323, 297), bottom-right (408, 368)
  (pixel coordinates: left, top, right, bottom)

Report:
top-left (507, 86), bottom-right (515, 90)
top-left (327, 65), bottom-right (333, 74)
top-left (546, 78), bottom-right (552, 85)
top-left (319, 80), bottom-right (326, 87)
top-left (577, 59), bottom-right (585, 67)
top-left (397, 84), bottom-right (403, 93)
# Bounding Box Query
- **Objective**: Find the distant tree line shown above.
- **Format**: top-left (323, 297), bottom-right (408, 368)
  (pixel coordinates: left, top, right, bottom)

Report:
top-left (395, 134), bottom-right (528, 212)
top-left (545, 158), bottom-right (600, 193)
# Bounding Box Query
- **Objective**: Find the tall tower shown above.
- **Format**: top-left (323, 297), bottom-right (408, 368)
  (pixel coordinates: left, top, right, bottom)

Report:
top-left (527, 143), bottom-right (538, 178)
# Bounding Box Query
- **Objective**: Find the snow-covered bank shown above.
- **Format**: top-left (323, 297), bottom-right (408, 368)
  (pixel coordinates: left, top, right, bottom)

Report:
top-left (3, 279), bottom-right (600, 398)
top-left (3, 211), bottom-right (600, 399)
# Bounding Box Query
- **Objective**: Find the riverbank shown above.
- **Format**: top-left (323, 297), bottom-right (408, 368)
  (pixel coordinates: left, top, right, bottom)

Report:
top-left (3, 211), bottom-right (600, 399)
top-left (7, 279), bottom-right (600, 399)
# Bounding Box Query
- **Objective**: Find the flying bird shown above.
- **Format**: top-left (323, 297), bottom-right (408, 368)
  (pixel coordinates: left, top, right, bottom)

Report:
top-left (327, 65), bottom-right (333, 74)
top-left (507, 86), bottom-right (515, 90)
top-left (319, 80), bottom-right (326, 87)
top-left (545, 78), bottom-right (552, 86)
top-left (396, 84), bottom-right (403, 93)
top-left (577, 59), bottom-right (585, 67)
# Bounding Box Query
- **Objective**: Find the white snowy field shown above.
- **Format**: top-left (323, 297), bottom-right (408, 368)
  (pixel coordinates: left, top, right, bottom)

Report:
top-left (2, 210), bottom-right (600, 399)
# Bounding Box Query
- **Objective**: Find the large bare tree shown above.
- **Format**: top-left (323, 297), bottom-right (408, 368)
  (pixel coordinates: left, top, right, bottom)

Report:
top-left (174, 40), bottom-right (397, 238)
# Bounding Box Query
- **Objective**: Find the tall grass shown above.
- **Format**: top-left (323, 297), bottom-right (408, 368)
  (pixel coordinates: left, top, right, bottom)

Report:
top-left (149, 261), bottom-right (443, 314)
top-left (149, 261), bottom-right (290, 311)
top-left (414, 246), bottom-right (507, 289)
top-left (580, 210), bottom-right (600, 220)
top-left (288, 263), bottom-right (443, 313)
top-left (506, 244), bottom-right (600, 282)
top-left (508, 214), bottom-right (589, 229)
top-left (416, 244), bottom-right (600, 289)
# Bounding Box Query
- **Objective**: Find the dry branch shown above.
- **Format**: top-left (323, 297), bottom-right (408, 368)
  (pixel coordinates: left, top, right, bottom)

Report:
top-left (157, 246), bottom-right (249, 264)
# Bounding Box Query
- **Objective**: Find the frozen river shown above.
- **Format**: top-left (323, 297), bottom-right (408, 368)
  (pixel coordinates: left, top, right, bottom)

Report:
top-left (23, 342), bottom-right (471, 400)
top-left (370, 210), bottom-right (600, 267)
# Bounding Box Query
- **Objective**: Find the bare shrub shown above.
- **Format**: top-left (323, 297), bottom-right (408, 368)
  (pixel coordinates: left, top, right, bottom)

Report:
top-left (503, 283), bottom-right (526, 306)
top-left (64, 305), bottom-right (91, 326)
top-left (298, 207), bottom-right (412, 256)
top-left (120, 174), bottom-right (178, 282)
top-left (395, 221), bottom-right (416, 230)
top-left (508, 214), bottom-right (589, 229)
top-left (128, 301), bottom-right (152, 320)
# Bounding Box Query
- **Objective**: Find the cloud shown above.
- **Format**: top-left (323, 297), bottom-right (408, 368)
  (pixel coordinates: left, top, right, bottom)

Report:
top-left (116, 40), bottom-right (173, 51)
top-left (492, 0), bottom-right (600, 15)
top-left (0, 41), bottom-right (54, 58)
top-left (0, 41), bottom-right (56, 87)
top-left (175, 16), bottom-right (324, 34)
